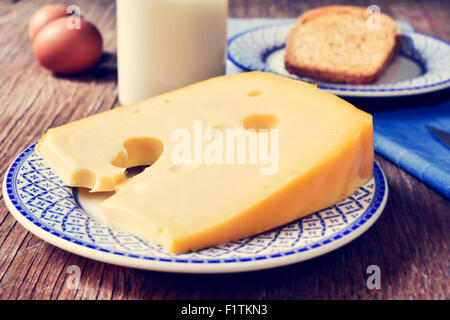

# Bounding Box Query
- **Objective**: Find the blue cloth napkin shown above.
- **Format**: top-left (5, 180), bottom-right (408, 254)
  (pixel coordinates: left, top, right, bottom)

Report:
top-left (227, 19), bottom-right (450, 198)
top-left (372, 100), bottom-right (450, 198)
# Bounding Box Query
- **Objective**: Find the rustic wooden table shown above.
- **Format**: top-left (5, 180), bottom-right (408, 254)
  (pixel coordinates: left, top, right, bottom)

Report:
top-left (0, 0), bottom-right (448, 300)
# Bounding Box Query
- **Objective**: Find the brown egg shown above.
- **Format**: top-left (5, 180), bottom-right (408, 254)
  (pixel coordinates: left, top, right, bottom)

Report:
top-left (33, 17), bottom-right (103, 74)
top-left (28, 4), bottom-right (68, 42)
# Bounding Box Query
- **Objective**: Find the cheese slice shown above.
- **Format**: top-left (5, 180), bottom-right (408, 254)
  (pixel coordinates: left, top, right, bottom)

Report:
top-left (37, 72), bottom-right (373, 253)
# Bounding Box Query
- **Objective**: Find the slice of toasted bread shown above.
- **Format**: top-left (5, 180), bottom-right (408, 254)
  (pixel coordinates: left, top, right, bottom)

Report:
top-left (284, 6), bottom-right (402, 84)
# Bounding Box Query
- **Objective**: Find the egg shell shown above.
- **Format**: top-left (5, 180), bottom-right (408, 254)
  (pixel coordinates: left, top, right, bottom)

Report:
top-left (33, 17), bottom-right (103, 74)
top-left (28, 4), bottom-right (68, 41)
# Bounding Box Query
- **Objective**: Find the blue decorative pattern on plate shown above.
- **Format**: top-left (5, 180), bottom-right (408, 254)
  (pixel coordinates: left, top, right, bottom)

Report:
top-left (3, 144), bottom-right (388, 273)
top-left (228, 23), bottom-right (450, 97)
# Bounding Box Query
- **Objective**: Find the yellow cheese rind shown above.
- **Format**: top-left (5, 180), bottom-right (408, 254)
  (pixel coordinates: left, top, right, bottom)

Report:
top-left (38, 72), bottom-right (373, 253)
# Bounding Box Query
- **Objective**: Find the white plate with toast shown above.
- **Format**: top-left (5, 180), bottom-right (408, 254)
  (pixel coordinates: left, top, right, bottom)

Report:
top-left (3, 143), bottom-right (388, 273)
top-left (228, 22), bottom-right (450, 97)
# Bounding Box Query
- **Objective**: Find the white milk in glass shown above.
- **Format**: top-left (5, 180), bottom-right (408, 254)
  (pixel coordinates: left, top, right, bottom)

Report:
top-left (117, 0), bottom-right (228, 105)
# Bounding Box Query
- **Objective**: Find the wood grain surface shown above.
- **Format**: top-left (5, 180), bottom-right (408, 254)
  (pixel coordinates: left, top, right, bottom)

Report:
top-left (0, 0), bottom-right (448, 300)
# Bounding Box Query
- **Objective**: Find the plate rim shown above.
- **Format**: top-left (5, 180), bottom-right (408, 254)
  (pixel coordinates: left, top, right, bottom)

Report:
top-left (3, 144), bottom-right (389, 274)
top-left (227, 22), bottom-right (450, 97)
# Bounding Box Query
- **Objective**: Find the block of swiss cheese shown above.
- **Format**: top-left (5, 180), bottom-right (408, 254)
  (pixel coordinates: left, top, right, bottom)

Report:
top-left (37, 72), bottom-right (373, 253)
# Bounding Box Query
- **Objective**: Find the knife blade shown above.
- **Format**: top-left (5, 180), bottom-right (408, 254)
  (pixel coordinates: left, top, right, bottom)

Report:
top-left (426, 125), bottom-right (450, 148)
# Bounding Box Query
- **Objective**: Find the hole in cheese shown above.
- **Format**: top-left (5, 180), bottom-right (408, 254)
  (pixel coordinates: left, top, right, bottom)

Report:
top-left (125, 165), bottom-right (149, 178)
top-left (247, 90), bottom-right (263, 97)
top-left (111, 137), bottom-right (164, 169)
top-left (243, 114), bottom-right (280, 132)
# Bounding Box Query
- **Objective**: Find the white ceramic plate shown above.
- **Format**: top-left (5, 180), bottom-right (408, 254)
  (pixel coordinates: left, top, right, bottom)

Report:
top-left (3, 143), bottom-right (388, 273)
top-left (228, 23), bottom-right (450, 97)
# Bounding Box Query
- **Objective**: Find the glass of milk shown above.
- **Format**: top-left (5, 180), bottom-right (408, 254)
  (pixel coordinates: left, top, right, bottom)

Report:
top-left (117, 0), bottom-right (228, 105)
